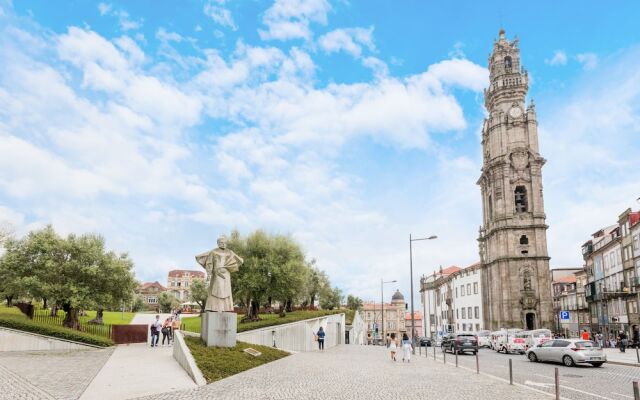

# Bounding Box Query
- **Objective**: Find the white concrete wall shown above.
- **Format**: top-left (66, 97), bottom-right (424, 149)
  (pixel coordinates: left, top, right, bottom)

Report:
top-left (0, 327), bottom-right (98, 351)
top-left (237, 313), bottom-right (345, 352)
top-left (173, 331), bottom-right (206, 386)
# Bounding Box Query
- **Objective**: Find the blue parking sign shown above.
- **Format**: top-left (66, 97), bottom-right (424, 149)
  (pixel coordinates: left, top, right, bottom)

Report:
top-left (560, 311), bottom-right (570, 320)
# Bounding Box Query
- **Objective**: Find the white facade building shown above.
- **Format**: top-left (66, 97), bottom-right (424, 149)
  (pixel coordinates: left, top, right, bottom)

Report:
top-left (420, 263), bottom-right (484, 340)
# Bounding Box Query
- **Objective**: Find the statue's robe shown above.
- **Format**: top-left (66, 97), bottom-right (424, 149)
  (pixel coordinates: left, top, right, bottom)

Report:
top-left (195, 248), bottom-right (243, 312)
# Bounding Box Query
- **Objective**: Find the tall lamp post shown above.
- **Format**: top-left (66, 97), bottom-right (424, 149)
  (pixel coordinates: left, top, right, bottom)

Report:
top-left (381, 279), bottom-right (397, 345)
top-left (409, 234), bottom-right (438, 354)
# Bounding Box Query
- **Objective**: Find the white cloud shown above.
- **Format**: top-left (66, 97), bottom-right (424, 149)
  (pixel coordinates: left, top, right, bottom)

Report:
top-left (203, 0), bottom-right (237, 31)
top-left (318, 27), bottom-right (375, 58)
top-left (545, 50), bottom-right (567, 66)
top-left (576, 52), bottom-right (598, 70)
top-left (259, 0), bottom-right (331, 41)
top-left (156, 27), bottom-right (182, 43)
top-left (96, 3), bottom-right (142, 31)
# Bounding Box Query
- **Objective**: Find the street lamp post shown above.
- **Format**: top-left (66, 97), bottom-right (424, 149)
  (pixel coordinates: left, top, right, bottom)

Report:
top-left (409, 234), bottom-right (437, 354)
top-left (381, 279), bottom-right (397, 345)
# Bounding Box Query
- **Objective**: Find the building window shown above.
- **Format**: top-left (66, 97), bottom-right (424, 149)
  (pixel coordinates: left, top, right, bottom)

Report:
top-left (515, 186), bottom-right (528, 213)
top-left (456, 287), bottom-right (458, 297)
top-left (520, 235), bottom-right (529, 245)
top-left (461, 308), bottom-right (466, 319)
top-left (462, 323), bottom-right (467, 331)
top-left (461, 286), bottom-right (465, 296)
top-left (473, 282), bottom-right (478, 294)
top-left (468, 307), bottom-right (472, 318)
top-left (488, 194), bottom-right (493, 217)
top-left (467, 283), bottom-right (471, 294)
top-left (148, 296), bottom-right (157, 304)
top-left (474, 307), bottom-right (479, 319)
top-left (456, 309), bottom-right (459, 319)
top-left (475, 323), bottom-right (480, 332)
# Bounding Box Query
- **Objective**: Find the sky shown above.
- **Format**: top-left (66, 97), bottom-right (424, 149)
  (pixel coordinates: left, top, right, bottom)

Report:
top-left (0, 0), bottom-right (639, 303)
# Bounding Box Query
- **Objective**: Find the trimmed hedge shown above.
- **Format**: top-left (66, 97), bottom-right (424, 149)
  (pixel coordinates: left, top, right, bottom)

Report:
top-left (0, 316), bottom-right (114, 347)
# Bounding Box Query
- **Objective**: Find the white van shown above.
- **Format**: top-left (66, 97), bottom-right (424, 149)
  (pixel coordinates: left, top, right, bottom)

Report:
top-left (505, 331), bottom-right (528, 354)
top-left (524, 329), bottom-right (552, 350)
top-left (493, 329), bottom-right (523, 353)
top-left (477, 330), bottom-right (491, 348)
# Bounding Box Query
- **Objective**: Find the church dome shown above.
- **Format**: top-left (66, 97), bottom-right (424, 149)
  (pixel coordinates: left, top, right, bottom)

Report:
top-left (391, 289), bottom-right (404, 303)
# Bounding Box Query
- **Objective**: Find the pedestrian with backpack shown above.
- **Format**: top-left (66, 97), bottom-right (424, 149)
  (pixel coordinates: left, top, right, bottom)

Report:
top-left (150, 315), bottom-right (162, 347)
top-left (316, 326), bottom-right (326, 351)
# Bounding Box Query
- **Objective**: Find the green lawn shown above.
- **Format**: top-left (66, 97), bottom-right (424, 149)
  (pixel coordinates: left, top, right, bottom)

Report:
top-left (0, 304), bottom-right (113, 347)
top-left (33, 309), bottom-right (135, 325)
top-left (184, 336), bottom-right (289, 383)
top-left (180, 309), bottom-right (353, 334)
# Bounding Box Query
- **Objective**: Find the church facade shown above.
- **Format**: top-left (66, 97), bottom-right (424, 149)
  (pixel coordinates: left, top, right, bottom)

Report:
top-left (477, 30), bottom-right (554, 331)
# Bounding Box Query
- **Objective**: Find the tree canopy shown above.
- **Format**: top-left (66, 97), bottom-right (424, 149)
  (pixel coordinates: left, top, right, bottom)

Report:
top-left (0, 226), bottom-right (137, 327)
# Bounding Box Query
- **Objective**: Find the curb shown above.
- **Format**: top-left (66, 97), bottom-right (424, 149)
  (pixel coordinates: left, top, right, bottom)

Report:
top-left (173, 331), bottom-right (207, 386)
top-left (607, 360), bottom-right (640, 367)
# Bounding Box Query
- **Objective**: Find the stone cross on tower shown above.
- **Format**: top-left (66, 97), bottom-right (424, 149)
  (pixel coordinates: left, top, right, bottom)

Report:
top-left (477, 30), bottom-right (553, 331)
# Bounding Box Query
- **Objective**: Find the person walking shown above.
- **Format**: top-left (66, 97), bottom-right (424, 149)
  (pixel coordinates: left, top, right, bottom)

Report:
top-left (161, 317), bottom-right (172, 346)
top-left (389, 333), bottom-right (398, 361)
top-left (619, 331), bottom-right (628, 353)
top-left (171, 316), bottom-right (181, 343)
top-left (316, 326), bottom-right (326, 351)
top-left (150, 315), bottom-right (162, 347)
top-left (596, 332), bottom-right (604, 348)
top-left (401, 333), bottom-right (411, 363)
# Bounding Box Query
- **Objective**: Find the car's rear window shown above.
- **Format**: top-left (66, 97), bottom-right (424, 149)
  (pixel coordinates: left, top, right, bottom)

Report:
top-left (575, 341), bottom-right (595, 349)
top-left (457, 334), bottom-right (475, 338)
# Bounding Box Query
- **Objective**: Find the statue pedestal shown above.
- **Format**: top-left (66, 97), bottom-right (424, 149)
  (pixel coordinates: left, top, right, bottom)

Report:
top-left (201, 311), bottom-right (237, 347)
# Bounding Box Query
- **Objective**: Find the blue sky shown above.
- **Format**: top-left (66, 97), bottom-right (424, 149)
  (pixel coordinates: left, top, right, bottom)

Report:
top-left (1, 0), bottom-right (639, 302)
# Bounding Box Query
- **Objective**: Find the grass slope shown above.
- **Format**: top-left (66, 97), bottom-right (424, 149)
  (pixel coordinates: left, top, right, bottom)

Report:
top-left (184, 336), bottom-right (289, 383)
top-left (33, 309), bottom-right (135, 325)
top-left (181, 309), bottom-right (354, 334)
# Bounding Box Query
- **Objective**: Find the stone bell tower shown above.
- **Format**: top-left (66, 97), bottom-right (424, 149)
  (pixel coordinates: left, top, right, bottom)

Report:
top-left (477, 30), bottom-right (553, 331)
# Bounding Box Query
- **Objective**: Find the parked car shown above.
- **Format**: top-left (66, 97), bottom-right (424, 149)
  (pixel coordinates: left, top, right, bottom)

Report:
top-left (526, 339), bottom-right (606, 367)
top-left (419, 337), bottom-right (432, 347)
top-left (477, 330), bottom-right (491, 348)
top-left (441, 333), bottom-right (478, 355)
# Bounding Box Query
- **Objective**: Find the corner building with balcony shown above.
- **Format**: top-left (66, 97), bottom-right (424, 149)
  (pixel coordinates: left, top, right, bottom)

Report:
top-left (477, 30), bottom-right (553, 331)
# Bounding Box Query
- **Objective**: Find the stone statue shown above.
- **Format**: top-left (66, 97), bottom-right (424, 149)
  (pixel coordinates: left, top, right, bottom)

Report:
top-left (195, 235), bottom-right (244, 312)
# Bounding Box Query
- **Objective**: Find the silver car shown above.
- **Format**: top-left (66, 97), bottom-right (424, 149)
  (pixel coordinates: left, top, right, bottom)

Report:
top-left (526, 339), bottom-right (606, 367)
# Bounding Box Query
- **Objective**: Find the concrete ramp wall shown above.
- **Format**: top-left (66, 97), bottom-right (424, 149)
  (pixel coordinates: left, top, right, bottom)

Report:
top-left (0, 327), bottom-right (98, 351)
top-left (237, 313), bottom-right (345, 352)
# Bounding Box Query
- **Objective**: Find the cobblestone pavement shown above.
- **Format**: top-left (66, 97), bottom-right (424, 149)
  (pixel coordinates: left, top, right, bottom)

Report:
top-left (426, 346), bottom-right (640, 400)
top-left (0, 348), bottom-right (113, 400)
top-left (135, 345), bottom-right (548, 400)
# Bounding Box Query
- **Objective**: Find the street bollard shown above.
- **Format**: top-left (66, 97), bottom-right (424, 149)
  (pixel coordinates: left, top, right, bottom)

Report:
top-left (636, 346), bottom-right (639, 364)
top-left (634, 381), bottom-right (639, 400)
top-left (555, 367), bottom-right (560, 400)
top-left (433, 344), bottom-right (436, 360)
top-left (455, 349), bottom-right (458, 367)
top-left (476, 350), bottom-right (479, 374)
top-left (419, 345), bottom-right (422, 356)
top-left (509, 359), bottom-right (513, 385)
top-left (443, 349), bottom-right (446, 364)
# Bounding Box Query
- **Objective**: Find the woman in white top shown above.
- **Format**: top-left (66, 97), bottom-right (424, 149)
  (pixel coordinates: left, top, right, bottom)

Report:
top-left (401, 333), bottom-right (411, 363)
top-left (388, 332), bottom-right (398, 361)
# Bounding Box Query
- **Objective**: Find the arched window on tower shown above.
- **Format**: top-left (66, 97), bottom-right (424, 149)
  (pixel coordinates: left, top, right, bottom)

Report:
top-left (504, 56), bottom-right (512, 70)
top-left (488, 194), bottom-right (493, 217)
top-left (520, 235), bottom-right (529, 245)
top-left (514, 186), bottom-right (528, 213)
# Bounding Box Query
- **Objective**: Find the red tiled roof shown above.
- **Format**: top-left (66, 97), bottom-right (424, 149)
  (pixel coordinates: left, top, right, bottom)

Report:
top-left (439, 266), bottom-right (461, 275)
top-left (553, 276), bottom-right (576, 284)
top-left (630, 211), bottom-right (640, 227)
top-left (139, 281), bottom-right (167, 290)
top-left (168, 269), bottom-right (205, 277)
top-left (405, 312), bottom-right (422, 320)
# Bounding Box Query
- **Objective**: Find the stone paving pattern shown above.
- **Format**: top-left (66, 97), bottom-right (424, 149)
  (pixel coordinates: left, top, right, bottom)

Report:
top-left (0, 348), bottom-right (113, 400)
top-left (135, 345), bottom-right (547, 400)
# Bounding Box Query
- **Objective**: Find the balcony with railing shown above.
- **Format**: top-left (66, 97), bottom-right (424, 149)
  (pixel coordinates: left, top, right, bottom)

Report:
top-left (602, 283), bottom-right (635, 299)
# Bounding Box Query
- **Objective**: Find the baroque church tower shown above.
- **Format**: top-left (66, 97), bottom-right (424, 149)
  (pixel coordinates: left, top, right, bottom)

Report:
top-left (477, 30), bottom-right (553, 330)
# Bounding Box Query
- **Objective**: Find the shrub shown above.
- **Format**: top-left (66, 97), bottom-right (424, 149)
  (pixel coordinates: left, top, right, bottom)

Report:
top-left (0, 315), bottom-right (114, 347)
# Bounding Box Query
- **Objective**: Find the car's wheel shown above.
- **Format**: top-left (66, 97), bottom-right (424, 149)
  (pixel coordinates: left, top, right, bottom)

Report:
top-left (590, 362), bottom-right (604, 368)
top-left (528, 352), bottom-right (538, 362)
top-left (473, 351), bottom-right (477, 355)
top-left (562, 355), bottom-right (575, 367)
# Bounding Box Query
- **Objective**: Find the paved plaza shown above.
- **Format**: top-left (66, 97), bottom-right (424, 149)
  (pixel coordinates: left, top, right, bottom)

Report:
top-left (0, 348), bottom-right (113, 400)
top-left (135, 345), bottom-right (548, 400)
